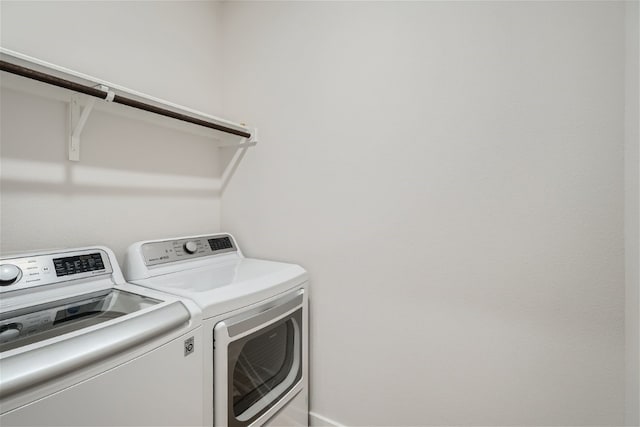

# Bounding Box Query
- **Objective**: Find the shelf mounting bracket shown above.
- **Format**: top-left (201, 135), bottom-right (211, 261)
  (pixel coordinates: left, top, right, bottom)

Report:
top-left (68, 85), bottom-right (114, 161)
top-left (220, 128), bottom-right (258, 193)
top-left (69, 95), bottom-right (94, 161)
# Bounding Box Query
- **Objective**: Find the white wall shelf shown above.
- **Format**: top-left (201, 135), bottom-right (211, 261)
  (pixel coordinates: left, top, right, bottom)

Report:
top-left (0, 48), bottom-right (258, 162)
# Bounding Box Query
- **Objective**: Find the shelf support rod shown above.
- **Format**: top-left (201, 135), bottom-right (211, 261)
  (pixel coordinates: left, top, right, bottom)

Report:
top-left (1, 59), bottom-right (252, 139)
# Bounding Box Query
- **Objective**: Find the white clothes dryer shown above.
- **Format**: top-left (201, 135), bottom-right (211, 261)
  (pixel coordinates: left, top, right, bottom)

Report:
top-left (124, 233), bottom-right (308, 427)
top-left (0, 246), bottom-right (204, 426)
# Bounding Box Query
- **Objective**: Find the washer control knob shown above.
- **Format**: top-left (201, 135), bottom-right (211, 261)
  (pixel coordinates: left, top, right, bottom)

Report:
top-left (183, 241), bottom-right (198, 254)
top-left (0, 264), bottom-right (22, 286)
top-left (0, 323), bottom-right (22, 343)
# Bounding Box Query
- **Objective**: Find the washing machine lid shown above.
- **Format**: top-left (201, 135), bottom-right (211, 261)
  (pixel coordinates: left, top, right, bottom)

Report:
top-left (0, 288), bottom-right (162, 353)
top-left (131, 257), bottom-right (307, 318)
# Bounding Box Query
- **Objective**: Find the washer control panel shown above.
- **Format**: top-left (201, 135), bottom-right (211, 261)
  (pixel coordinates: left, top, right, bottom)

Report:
top-left (0, 249), bottom-right (112, 294)
top-left (142, 235), bottom-right (236, 266)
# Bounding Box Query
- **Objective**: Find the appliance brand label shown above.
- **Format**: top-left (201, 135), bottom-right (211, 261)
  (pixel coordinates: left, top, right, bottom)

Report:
top-left (184, 336), bottom-right (194, 356)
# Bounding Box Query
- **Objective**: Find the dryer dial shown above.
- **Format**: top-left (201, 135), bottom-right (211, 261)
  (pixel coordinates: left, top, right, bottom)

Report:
top-left (183, 241), bottom-right (198, 254)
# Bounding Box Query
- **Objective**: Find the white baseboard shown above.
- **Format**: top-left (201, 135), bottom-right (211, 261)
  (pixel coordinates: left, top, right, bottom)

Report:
top-left (309, 411), bottom-right (344, 427)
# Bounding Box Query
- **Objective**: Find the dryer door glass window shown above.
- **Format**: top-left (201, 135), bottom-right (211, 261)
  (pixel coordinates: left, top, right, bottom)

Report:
top-left (227, 308), bottom-right (302, 423)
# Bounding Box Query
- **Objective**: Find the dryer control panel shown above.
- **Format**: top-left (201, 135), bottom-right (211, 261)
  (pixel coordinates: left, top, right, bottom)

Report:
top-left (141, 235), bottom-right (237, 266)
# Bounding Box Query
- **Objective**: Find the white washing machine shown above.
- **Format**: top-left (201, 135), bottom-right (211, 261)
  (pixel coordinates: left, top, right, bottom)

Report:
top-left (123, 233), bottom-right (309, 427)
top-left (0, 246), bottom-right (204, 426)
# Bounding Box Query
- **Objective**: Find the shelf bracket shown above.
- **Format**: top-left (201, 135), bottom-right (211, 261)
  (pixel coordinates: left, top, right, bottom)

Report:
top-left (68, 86), bottom-right (114, 161)
top-left (220, 129), bottom-right (258, 193)
top-left (68, 95), bottom-right (94, 161)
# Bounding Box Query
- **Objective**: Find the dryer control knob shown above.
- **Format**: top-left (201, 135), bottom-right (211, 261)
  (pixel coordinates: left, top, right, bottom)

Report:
top-left (183, 241), bottom-right (198, 254)
top-left (0, 264), bottom-right (22, 286)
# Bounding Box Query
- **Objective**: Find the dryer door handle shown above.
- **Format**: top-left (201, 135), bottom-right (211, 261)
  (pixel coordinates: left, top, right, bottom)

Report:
top-left (224, 290), bottom-right (303, 339)
top-left (0, 301), bottom-right (190, 399)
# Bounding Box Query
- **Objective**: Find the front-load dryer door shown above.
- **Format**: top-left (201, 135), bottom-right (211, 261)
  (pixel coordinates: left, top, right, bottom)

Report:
top-left (214, 290), bottom-right (304, 427)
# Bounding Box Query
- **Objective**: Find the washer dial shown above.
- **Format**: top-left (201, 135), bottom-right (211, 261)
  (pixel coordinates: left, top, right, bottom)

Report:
top-left (0, 264), bottom-right (22, 286)
top-left (0, 323), bottom-right (22, 343)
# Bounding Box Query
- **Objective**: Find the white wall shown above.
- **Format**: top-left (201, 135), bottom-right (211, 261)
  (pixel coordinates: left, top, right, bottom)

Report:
top-left (625, 2), bottom-right (640, 426)
top-left (220, 2), bottom-right (626, 425)
top-left (0, 1), bottom-right (225, 261)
